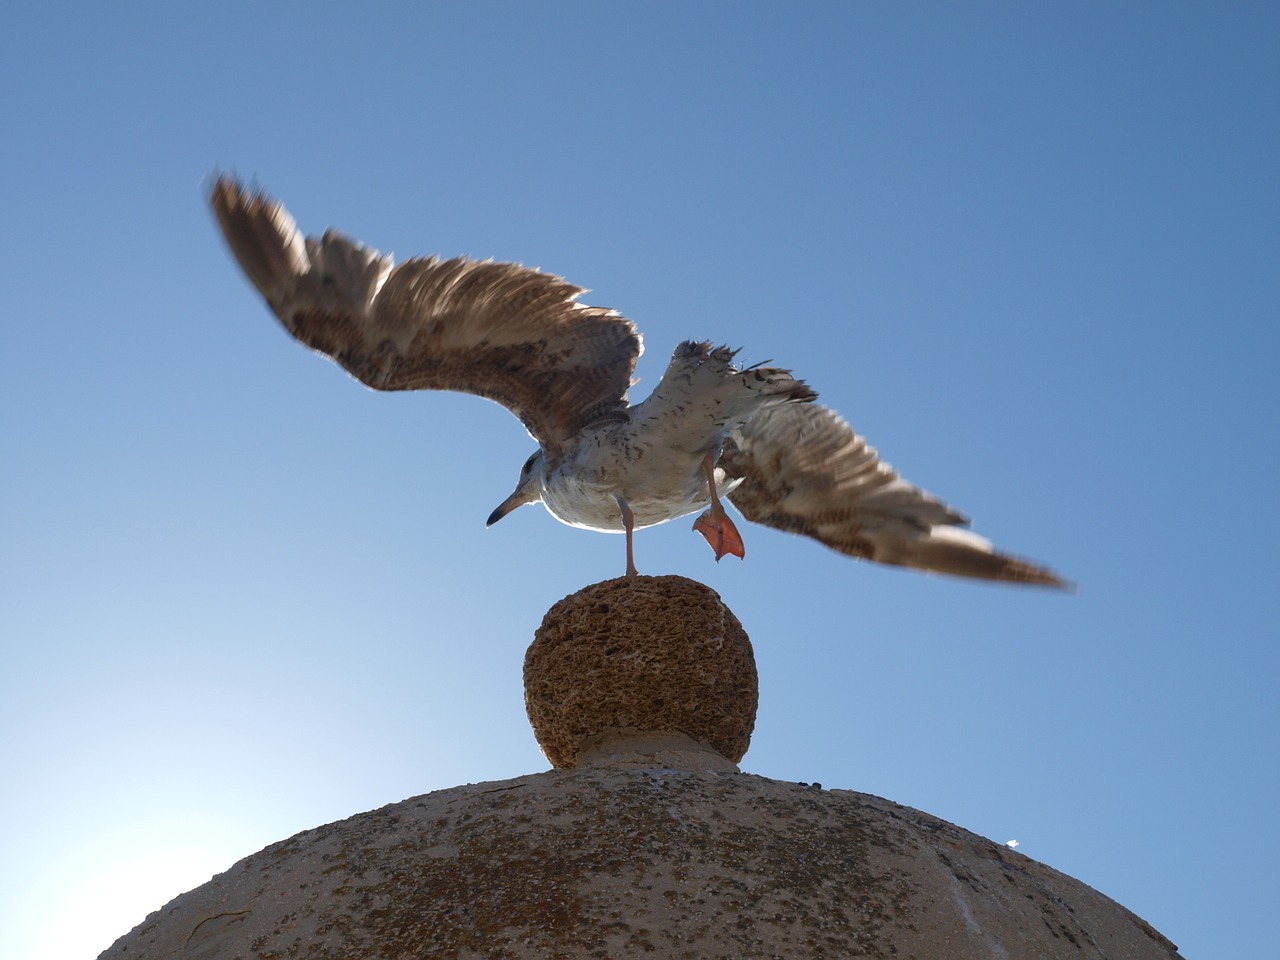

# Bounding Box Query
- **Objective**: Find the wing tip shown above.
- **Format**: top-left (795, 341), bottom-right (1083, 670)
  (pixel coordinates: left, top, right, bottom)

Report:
top-left (207, 171), bottom-right (268, 222)
top-left (922, 542), bottom-right (1072, 590)
top-left (207, 172), bottom-right (309, 301)
top-left (994, 557), bottom-right (1073, 590)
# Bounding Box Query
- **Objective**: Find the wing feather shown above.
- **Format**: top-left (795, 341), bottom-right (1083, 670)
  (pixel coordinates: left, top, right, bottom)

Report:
top-left (720, 403), bottom-right (1065, 587)
top-left (210, 177), bottom-right (640, 450)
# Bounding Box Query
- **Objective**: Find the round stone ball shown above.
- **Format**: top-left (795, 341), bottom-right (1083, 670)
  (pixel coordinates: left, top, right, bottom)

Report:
top-left (524, 575), bottom-right (758, 768)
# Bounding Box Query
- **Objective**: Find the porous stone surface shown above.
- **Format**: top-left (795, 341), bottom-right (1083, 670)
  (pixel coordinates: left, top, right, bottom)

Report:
top-left (577, 730), bottom-right (741, 772)
top-left (99, 768), bottom-right (1183, 960)
top-left (99, 577), bottom-right (1183, 958)
top-left (524, 575), bottom-right (757, 768)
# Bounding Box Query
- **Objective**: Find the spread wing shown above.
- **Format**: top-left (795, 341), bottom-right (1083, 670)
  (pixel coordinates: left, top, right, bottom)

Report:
top-left (719, 403), bottom-right (1065, 587)
top-left (210, 177), bottom-right (641, 452)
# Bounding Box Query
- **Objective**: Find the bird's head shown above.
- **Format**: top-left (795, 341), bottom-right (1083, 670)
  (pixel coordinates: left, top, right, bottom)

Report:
top-left (486, 450), bottom-right (545, 527)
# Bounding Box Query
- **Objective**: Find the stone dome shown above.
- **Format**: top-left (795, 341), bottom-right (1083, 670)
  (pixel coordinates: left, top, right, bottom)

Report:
top-left (99, 577), bottom-right (1183, 959)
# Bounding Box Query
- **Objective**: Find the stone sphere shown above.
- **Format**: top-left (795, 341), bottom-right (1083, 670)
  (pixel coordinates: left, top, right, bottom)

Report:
top-left (524, 575), bottom-right (757, 768)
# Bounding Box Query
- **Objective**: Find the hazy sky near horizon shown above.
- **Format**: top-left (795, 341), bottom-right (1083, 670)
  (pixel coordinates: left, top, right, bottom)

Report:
top-left (2, 4), bottom-right (1277, 958)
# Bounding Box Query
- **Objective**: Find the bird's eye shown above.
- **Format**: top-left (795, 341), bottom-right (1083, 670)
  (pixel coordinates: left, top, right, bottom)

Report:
top-left (523, 453), bottom-right (538, 474)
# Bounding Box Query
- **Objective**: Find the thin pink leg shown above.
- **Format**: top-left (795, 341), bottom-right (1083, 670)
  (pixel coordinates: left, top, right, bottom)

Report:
top-left (616, 495), bottom-right (639, 577)
top-left (703, 454), bottom-right (723, 511)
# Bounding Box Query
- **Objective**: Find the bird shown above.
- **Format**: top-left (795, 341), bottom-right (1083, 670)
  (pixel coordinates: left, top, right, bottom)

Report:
top-left (209, 176), bottom-right (1064, 587)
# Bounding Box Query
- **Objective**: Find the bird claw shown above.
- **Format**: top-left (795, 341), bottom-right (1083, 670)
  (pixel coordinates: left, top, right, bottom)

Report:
top-left (692, 507), bottom-right (745, 562)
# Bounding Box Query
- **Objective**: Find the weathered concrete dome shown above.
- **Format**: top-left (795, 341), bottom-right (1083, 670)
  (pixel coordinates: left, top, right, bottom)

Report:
top-left (99, 577), bottom-right (1183, 959)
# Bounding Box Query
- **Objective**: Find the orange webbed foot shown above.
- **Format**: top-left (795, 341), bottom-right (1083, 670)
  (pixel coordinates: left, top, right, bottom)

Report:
top-left (692, 506), bottom-right (746, 562)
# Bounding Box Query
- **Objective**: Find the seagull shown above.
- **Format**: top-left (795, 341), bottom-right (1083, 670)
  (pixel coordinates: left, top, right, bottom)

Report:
top-left (210, 177), bottom-right (1063, 587)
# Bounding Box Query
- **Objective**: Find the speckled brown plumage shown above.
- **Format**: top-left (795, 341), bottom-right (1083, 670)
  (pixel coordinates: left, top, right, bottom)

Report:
top-left (211, 178), bottom-right (639, 452)
top-left (721, 403), bottom-right (1063, 586)
top-left (210, 176), bottom-right (1064, 586)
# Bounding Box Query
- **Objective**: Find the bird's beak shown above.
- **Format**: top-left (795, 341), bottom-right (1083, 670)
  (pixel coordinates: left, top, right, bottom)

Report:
top-left (486, 489), bottom-right (534, 527)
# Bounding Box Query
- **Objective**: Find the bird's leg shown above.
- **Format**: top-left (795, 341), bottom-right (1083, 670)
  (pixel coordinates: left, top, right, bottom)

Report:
top-left (615, 495), bottom-right (639, 578)
top-left (692, 453), bottom-right (745, 562)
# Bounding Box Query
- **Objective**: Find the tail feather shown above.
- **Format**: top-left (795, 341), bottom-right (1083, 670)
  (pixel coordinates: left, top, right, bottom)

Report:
top-left (632, 341), bottom-right (817, 456)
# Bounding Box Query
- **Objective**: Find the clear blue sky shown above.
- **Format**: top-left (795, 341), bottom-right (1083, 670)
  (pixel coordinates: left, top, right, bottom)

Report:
top-left (2, 3), bottom-right (1276, 958)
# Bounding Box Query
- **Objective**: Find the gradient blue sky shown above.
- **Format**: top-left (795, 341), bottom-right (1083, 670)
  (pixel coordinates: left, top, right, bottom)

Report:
top-left (2, 4), bottom-right (1276, 958)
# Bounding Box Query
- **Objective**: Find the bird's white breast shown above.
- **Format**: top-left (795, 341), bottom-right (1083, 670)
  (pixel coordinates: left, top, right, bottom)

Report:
top-left (538, 426), bottom-right (735, 533)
